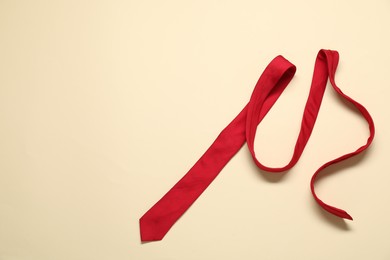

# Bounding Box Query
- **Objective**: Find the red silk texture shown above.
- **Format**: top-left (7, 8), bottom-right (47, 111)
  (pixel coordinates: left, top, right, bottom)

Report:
top-left (139, 49), bottom-right (375, 242)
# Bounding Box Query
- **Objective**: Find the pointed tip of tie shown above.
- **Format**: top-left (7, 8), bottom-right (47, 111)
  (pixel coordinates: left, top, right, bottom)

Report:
top-left (333, 208), bottom-right (353, 221)
top-left (140, 234), bottom-right (164, 242)
top-left (140, 232), bottom-right (164, 242)
top-left (321, 203), bottom-right (353, 221)
top-left (341, 211), bottom-right (353, 221)
top-left (139, 216), bottom-right (167, 242)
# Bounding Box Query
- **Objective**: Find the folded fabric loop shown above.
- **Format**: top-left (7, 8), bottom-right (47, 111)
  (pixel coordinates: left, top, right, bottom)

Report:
top-left (139, 49), bottom-right (375, 242)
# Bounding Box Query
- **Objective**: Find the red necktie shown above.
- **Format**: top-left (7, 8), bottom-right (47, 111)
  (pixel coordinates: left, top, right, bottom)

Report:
top-left (139, 49), bottom-right (375, 242)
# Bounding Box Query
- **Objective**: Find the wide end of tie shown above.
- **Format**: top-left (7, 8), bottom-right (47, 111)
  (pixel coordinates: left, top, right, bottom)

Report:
top-left (139, 216), bottom-right (167, 242)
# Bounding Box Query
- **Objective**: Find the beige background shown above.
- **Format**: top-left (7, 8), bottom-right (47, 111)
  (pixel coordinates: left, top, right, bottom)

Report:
top-left (1, 0), bottom-right (389, 259)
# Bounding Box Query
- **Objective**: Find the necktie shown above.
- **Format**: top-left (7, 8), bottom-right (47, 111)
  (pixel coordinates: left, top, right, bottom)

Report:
top-left (139, 49), bottom-right (375, 242)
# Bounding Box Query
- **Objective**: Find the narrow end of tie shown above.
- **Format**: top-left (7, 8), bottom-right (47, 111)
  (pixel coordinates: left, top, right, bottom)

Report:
top-left (344, 213), bottom-right (353, 221)
top-left (322, 204), bottom-right (353, 221)
top-left (139, 216), bottom-right (166, 242)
